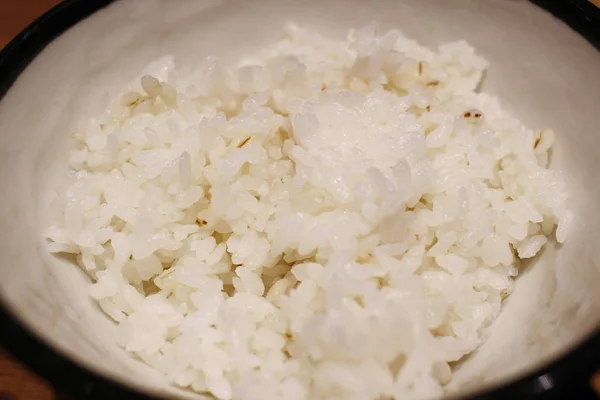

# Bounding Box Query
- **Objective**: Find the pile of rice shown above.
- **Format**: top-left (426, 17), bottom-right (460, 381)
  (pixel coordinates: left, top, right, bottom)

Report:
top-left (45, 23), bottom-right (571, 400)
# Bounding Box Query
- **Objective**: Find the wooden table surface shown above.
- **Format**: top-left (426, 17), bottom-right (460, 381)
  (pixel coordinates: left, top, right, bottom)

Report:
top-left (1, 1), bottom-right (600, 400)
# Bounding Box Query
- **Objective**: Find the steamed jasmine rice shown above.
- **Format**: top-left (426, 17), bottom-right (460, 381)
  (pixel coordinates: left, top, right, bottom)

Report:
top-left (45, 23), bottom-right (571, 400)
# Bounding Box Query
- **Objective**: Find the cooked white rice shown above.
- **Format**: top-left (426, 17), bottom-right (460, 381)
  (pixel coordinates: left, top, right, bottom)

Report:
top-left (45, 23), bottom-right (571, 400)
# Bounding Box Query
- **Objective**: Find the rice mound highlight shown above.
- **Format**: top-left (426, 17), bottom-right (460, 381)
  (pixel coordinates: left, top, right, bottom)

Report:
top-left (45, 23), bottom-right (571, 400)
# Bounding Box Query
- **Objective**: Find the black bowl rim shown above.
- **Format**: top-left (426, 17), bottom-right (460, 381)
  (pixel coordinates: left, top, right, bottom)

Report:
top-left (0, 0), bottom-right (599, 399)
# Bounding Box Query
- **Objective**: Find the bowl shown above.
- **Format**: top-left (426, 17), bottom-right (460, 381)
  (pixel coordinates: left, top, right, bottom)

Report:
top-left (1, 0), bottom-right (600, 399)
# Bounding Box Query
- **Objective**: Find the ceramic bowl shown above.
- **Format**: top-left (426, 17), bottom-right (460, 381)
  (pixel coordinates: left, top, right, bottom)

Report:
top-left (0, 0), bottom-right (599, 398)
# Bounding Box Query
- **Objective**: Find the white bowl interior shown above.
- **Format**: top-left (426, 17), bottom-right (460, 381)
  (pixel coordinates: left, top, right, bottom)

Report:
top-left (0, 0), bottom-right (599, 398)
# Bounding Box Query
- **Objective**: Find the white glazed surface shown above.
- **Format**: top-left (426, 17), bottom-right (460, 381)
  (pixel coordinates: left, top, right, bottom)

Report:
top-left (0, 0), bottom-right (599, 398)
